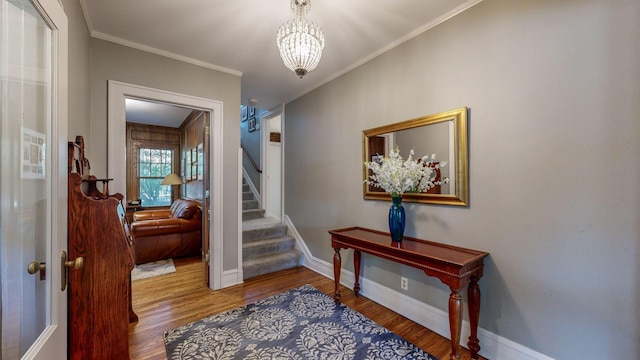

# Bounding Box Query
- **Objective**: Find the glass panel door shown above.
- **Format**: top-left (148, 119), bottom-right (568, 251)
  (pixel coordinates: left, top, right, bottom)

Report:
top-left (1, 0), bottom-right (65, 358)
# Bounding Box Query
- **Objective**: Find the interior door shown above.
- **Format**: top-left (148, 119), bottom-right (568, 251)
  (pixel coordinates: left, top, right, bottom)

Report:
top-left (264, 114), bottom-right (282, 219)
top-left (202, 113), bottom-right (210, 285)
top-left (260, 107), bottom-right (283, 220)
top-left (0, 0), bottom-right (68, 359)
top-left (367, 136), bottom-right (387, 192)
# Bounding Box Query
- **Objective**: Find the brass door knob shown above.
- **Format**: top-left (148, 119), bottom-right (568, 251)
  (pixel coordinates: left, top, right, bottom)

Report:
top-left (61, 251), bottom-right (84, 291)
top-left (64, 256), bottom-right (84, 270)
top-left (27, 261), bottom-right (45, 274)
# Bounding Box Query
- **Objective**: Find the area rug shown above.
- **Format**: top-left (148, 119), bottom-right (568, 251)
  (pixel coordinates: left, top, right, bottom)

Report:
top-left (163, 284), bottom-right (439, 360)
top-left (131, 259), bottom-right (176, 281)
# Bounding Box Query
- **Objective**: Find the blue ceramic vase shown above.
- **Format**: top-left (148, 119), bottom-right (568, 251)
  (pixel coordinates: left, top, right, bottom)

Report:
top-left (388, 196), bottom-right (405, 242)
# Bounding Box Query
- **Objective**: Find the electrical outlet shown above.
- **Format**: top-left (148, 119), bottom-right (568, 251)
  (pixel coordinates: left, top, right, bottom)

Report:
top-left (400, 276), bottom-right (408, 290)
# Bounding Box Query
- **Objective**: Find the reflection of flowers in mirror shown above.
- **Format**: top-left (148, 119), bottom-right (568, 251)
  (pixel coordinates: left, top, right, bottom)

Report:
top-left (364, 146), bottom-right (449, 198)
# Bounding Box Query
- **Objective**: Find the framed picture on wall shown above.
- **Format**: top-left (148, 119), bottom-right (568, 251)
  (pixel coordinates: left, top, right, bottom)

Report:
top-left (180, 149), bottom-right (186, 180)
top-left (185, 149), bottom-right (192, 180)
top-left (197, 143), bottom-right (203, 180)
top-left (191, 147), bottom-right (198, 181)
top-left (248, 117), bottom-right (256, 132)
top-left (249, 107), bottom-right (256, 117)
top-left (241, 106), bottom-right (248, 122)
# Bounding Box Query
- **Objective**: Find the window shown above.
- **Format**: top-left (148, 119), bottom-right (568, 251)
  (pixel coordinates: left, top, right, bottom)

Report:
top-left (138, 148), bottom-right (173, 206)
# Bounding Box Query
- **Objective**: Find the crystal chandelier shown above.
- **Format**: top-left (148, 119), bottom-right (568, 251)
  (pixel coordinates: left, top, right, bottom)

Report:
top-left (276, 0), bottom-right (325, 78)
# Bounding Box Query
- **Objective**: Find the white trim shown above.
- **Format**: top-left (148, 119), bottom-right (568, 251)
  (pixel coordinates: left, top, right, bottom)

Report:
top-left (260, 104), bottom-right (285, 220)
top-left (236, 148), bottom-right (244, 283)
top-left (284, 215), bottom-right (555, 360)
top-left (106, 81), bottom-right (225, 290)
top-left (241, 167), bottom-right (261, 209)
top-left (77, 0), bottom-right (93, 35)
top-left (208, 98), bottom-right (224, 291)
top-left (79, 0), bottom-right (240, 77)
top-left (222, 269), bottom-right (243, 288)
top-left (91, 31), bottom-right (242, 77)
top-left (259, 114), bottom-right (267, 214)
top-left (283, 215), bottom-right (311, 267)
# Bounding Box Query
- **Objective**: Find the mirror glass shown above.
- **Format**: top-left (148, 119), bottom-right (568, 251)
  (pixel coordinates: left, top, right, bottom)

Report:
top-left (362, 107), bottom-right (468, 206)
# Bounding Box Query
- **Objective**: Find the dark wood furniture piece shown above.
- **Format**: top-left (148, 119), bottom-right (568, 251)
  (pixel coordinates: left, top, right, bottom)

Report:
top-left (67, 138), bottom-right (136, 360)
top-left (329, 227), bottom-right (488, 360)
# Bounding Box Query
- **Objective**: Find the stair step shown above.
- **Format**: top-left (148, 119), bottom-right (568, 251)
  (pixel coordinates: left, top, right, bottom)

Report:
top-left (242, 208), bottom-right (265, 221)
top-left (243, 218), bottom-right (287, 242)
top-left (242, 191), bottom-right (254, 200)
top-left (243, 249), bottom-right (302, 280)
top-left (243, 199), bottom-right (259, 210)
top-left (243, 235), bottom-right (295, 259)
top-left (242, 184), bottom-right (250, 192)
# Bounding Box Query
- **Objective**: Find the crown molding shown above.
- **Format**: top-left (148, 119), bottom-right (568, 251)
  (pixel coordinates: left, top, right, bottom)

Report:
top-left (286, 0), bottom-right (484, 104)
top-left (91, 31), bottom-right (243, 77)
top-left (78, 0), bottom-right (242, 77)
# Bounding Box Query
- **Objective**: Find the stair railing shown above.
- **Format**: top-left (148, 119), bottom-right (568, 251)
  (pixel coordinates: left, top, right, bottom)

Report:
top-left (241, 143), bottom-right (262, 174)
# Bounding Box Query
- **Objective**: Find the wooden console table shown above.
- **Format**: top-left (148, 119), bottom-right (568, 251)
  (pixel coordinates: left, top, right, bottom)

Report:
top-left (329, 227), bottom-right (488, 360)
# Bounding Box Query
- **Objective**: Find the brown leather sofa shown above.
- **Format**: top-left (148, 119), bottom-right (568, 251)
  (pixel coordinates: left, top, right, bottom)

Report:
top-left (130, 199), bottom-right (202, 265)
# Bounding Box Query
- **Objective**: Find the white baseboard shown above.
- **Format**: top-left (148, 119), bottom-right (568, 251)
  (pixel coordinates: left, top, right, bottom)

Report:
top-left (283, 216), bottom-right (554, 360)
top-left (222, 269), bottom-right (243, 288)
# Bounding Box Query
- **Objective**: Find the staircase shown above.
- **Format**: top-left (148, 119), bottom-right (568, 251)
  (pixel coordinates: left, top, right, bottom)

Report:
top-left (242, 180), bottom-right (301, 280)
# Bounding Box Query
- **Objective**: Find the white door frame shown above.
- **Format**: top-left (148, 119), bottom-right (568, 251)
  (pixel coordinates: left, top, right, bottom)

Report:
top-left (107, 81), bottom-right (225, 290)
top-left (260, 104), bottom-right (284, 220)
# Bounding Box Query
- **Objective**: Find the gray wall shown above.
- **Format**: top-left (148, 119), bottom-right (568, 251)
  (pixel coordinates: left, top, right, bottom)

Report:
top-left (62, 0), bottom-right (90, 140)
top-left (284, 0), bottom-right (640, 359)
top-left (241, 108), bottom-right (262, 192)
top-left (61, 0), bottom-right (242, 272)
top-left (88, 39), bottom-right (241, 270)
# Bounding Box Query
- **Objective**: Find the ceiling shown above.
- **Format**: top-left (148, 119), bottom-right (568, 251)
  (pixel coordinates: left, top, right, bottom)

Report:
top-left (81, 0), bottom-right (480, 117)
top-left (125, 98), bottom-right (195, 128)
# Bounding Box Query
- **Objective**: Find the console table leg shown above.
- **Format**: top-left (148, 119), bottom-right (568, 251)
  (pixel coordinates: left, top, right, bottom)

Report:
top-left (448, 290), bottom-right (462, 360)
top-left (467, 277), bottom-right (481, 359)
top-left (333, 248), bottom-right (342, 303)
top-left (353, 250), bottom-right (361, 296)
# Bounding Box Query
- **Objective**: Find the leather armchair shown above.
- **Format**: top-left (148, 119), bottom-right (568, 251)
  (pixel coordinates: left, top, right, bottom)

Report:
top-left (130, 199), bottom-right (202, 265)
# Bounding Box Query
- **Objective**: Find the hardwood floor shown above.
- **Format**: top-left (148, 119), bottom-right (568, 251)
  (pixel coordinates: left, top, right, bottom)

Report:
top-left (129, 257), bottom-right (486, 360)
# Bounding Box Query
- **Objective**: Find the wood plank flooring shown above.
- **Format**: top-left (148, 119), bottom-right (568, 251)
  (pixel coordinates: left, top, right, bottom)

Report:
top-left (128, 257), bottom-right (486, 360)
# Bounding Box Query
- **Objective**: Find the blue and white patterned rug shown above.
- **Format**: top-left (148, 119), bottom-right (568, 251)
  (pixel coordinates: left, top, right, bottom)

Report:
top-left (163, 284), bottom-right (439, 360)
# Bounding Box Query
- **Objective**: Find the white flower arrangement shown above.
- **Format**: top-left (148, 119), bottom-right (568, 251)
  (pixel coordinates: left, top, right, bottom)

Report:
top-left (364, 146), bottom-right (449, 198)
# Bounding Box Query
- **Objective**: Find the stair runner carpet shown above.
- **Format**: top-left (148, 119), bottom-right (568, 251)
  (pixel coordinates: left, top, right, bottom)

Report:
top-left (242, 181), bottom-right (301, 279)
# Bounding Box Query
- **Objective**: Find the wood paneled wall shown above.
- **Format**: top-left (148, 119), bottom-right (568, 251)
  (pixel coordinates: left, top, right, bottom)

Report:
top-left (125, 112), bottom-right (207, 205)
top-left (180, 111), bottom-right (207, 202)
top-left (125, 123), bottom-right (181, 203)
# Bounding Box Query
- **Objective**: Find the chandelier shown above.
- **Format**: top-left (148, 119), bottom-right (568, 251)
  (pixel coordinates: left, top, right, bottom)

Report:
top-left (276, 0), bottom-right (325, 78)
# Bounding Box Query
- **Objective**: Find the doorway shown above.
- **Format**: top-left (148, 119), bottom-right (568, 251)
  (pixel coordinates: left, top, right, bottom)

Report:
top-left (262, 113), bottom-right (282, 219)
top-left (260, 106), bottom-right (284, 220)
top-left (107, 81), bottom-right (225, 290)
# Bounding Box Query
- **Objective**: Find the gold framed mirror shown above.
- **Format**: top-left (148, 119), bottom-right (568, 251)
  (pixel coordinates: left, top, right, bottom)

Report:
top-left (362, 107), bottom-right (469, 206)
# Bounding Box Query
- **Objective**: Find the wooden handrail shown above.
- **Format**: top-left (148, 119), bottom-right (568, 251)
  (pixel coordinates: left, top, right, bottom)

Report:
top-left (241, 144), bottom-right (262, 174)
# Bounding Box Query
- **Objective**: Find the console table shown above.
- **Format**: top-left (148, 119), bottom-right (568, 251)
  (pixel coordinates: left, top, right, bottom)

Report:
top-left (329, 227), bottom-right (488, 360)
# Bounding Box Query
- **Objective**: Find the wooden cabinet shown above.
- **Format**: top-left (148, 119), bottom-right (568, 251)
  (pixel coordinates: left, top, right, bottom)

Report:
top-left (67, 138), bottom-right (136, 359)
